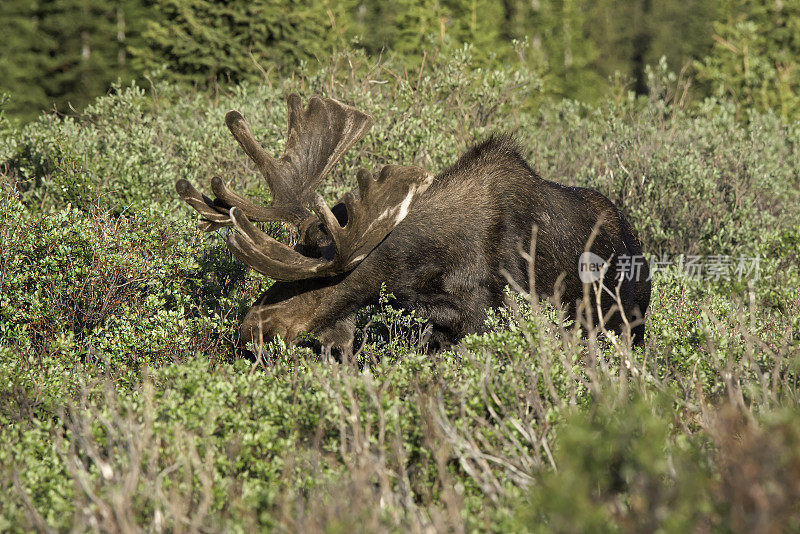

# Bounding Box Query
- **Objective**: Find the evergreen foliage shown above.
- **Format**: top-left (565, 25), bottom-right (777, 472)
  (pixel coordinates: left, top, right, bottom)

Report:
top-left (352, 0), bottom-right (515, 64)
top-left (0, 0), bottom-right (149, 122)
top-left (3, 0), bottom-right (799, 121)
top-left (130, 0), bottom-right (354, 84)
top-left (0, 0), bottom-right (52, 118)
top-left (695, 0), bottom-right (800, 119)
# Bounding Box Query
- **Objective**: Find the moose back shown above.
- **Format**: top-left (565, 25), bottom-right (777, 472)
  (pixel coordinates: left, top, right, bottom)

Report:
top-left (176, 94), bottom-right (651, 355)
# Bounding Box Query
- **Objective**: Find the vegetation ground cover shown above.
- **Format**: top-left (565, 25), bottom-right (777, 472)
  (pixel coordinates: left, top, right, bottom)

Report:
top-left (1, 48), bottom-right (799, 531)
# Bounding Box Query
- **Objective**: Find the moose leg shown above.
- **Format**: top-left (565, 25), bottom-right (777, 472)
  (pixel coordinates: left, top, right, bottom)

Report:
top-left (235, 274), bottom-right (366, 359)
top-left (415, 292), bottom-right (492, 352)
top-left (317, 314), bottom-right (356, 362)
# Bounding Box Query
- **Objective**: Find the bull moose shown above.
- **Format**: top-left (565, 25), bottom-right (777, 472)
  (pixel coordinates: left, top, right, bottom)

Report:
top-left (176, 94), bottom-right (650, 356)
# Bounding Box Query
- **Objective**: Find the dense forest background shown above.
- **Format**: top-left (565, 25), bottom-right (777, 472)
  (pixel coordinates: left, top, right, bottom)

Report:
top-left (2, 0), bottom-right (799, 122)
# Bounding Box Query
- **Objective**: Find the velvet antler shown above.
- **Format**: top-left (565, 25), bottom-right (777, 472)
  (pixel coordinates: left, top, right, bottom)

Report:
top-left (177, 94), bottom-right (433, 281)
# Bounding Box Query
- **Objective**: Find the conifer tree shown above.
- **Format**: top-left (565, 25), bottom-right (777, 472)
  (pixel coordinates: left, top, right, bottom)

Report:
top-left (131, 0), bottom-right (353, 85)
top-left (440, 0), bottom-right (510, 61)
top-left (0, 0), bottom-right (149, 121)
top-left (526, 0), bottom-right (605, 101)
top-left (695, 0), bottom-right (800, 119)
top-left (0, 0), bottom-right (54, 118)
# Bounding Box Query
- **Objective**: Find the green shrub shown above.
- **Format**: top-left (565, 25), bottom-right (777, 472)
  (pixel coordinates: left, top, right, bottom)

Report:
top-left (512, 394), bottom-right (714, 533)
top-left (0, 188), bottom-right (259, 393)
top-left (511, 395), bottom-right (800, 532)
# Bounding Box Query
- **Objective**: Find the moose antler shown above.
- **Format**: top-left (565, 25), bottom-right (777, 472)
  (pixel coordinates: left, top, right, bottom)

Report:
top-left (176, 94), bottom-right (434, 281)
top-left (176, 94), bottom-right (373, 228)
